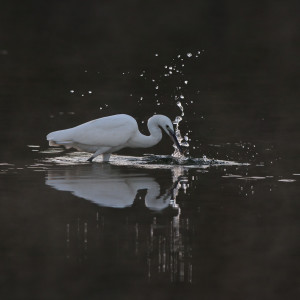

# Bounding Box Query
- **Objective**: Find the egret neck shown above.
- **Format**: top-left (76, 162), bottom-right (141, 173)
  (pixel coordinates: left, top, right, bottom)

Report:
top-left (128, 116), bottom-right (163, 148)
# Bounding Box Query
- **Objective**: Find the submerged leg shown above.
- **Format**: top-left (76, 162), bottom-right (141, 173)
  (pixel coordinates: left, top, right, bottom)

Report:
top-left (87, 147), bottom-right (110, 162)
top-left (102, 153), bottom-right (111, 162)
top-left (87, 156), bottom-right (94, 163)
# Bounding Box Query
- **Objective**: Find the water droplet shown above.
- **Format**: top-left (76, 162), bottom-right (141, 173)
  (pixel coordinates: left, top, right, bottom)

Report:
top-left (88, 91), bottom-right (92, 94)
top-left (70, 90), bottom-right (75, 93)
top-left (174, 116), bottom-right (182, 124)
top-left (187, 53), bottom-right (192, 57)
top-left (100, 107), bottom-right (102, 110)
top-left (169, 66), bottom-right (173, 70)
top-left (155, 85), bottom-right (159, 89)
top-left (176, 101), bottom-right (184, 116)
top-left (184, 81), bottom-right (188, 84)
top-left (155, 53), bottom-right (158, 56)
top-left (180, 95), bottom-right (184, 99)
top-left (140, 97), bottom-right (143, 100)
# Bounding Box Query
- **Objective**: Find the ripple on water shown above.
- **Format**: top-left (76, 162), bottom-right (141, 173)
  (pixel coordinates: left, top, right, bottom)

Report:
top-left (39, 150), bottom-right (247, 169)
top-left (236, 176), bottom-right (266, 180)
top-left (222, 174), bottom-right (243, 178)
top-left (0, 163), bottom-right (14, 166)
top-left (39, 148), bottom-right (66, 154)
top-left (278, 179), bottom-right (296, 183)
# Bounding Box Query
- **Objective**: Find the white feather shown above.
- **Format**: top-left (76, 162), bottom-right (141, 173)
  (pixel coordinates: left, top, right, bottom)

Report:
top-left (46, 113), bottom-right (180, 162)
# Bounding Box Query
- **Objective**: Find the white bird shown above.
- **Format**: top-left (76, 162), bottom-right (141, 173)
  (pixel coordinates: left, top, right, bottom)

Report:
top-left (46, 114), bottom-right (183, 162)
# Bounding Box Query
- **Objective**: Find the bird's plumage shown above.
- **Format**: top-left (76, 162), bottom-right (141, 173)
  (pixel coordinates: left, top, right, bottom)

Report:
top-left (46, 114), bottom-right (182, 162)
top-left (47, 114), bottom-right (136, 147)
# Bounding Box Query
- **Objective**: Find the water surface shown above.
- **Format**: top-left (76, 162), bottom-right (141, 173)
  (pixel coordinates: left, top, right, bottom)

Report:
top-left (0, 148), bottom-right (299, 299)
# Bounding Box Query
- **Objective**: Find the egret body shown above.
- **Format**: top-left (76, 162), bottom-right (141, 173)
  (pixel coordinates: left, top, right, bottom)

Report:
top-left (46, 114), bottom-right (183, 162)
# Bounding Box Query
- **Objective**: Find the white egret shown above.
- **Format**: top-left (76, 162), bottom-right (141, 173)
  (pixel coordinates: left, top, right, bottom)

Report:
top-left (46, 114), bottom-right (183, 162)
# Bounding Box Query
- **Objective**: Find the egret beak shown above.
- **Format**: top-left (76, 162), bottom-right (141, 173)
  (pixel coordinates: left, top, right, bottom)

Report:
top-left (167, 128), bottom-right (184, 154)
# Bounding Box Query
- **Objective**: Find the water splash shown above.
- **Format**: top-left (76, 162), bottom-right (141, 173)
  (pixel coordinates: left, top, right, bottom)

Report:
top-left (168, 51), bottom-right (207, 158)
top-left (39, 151), bottom-right (246, 169)
top-left (172, 101), bottom-right (189, 158)
top-left (176, 101), bottom-right (184, 116)
top-left (128, 51), bottom-right (204, 159)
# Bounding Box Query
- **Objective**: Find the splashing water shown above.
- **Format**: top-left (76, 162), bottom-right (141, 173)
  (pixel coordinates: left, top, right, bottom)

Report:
top-left (172, 101), bottom-right (189, 159)
top-left (131, 50), bottom-right (204, 159)
top-left (39, 152), bottom-right (245, 168)
top-left (176, 101), bottom-right (184, 116)
top-left (168, 51), bottom-right (205, 159)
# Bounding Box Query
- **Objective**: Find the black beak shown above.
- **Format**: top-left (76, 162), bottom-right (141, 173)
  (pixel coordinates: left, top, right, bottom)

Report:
top-left (167, 128), bottom-right (184, 154)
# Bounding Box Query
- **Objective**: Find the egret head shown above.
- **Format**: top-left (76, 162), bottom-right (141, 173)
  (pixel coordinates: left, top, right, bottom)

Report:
top-left (154, 115), bottom-right (184, 154)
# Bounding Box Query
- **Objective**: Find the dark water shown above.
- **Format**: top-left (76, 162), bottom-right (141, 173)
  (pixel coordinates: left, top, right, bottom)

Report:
top-left (0, 1), bottom-right (299, 299)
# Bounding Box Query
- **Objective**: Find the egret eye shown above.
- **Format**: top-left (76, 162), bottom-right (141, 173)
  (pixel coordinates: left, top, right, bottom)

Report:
top-left (166, 125), bottom-right (169, 128)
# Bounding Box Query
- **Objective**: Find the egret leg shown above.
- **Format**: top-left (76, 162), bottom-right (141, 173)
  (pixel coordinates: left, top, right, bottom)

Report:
top-left (87, 156), bottom-right (94, 163)
top-left (102, 153), bottom-right (111, 162)
top-left (87, 147), bottom-right (110, 163)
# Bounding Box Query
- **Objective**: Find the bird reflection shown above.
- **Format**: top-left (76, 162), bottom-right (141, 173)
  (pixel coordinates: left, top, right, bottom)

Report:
top-left (45, 164), bottom-right (192, 283)
top-left (46, 164), bottom-right (177, 211)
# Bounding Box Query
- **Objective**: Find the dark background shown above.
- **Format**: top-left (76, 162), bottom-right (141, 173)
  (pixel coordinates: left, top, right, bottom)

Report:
top-left (1, 0), bottom-right (299, 162)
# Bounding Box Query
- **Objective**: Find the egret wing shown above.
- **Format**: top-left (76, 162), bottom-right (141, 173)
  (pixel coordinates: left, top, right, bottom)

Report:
top-left (67, 114), bottom-right (137, 147)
